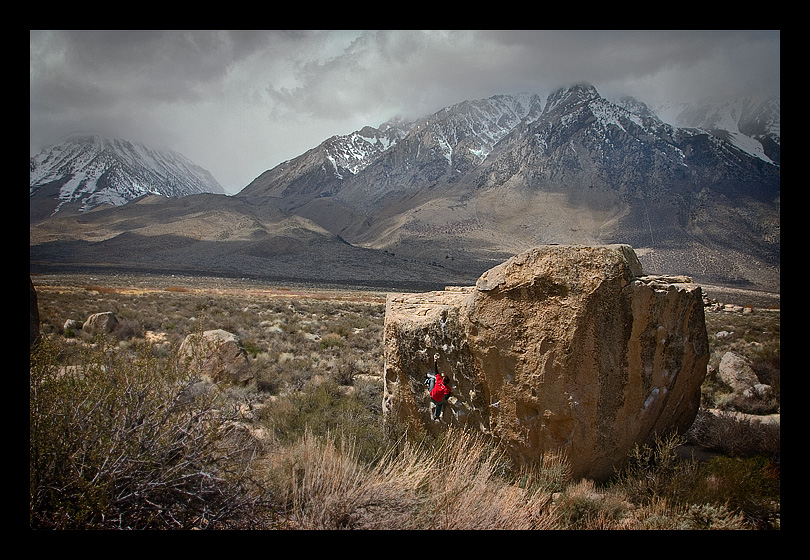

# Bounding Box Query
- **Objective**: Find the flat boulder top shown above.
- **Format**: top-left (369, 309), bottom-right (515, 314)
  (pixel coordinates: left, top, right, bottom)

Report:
top-left (476, 244), bottom-right (644, 293)
top-left (386, 245), bottom-right (650, 320)
top-left (385, 288), bottom-right (473, 321)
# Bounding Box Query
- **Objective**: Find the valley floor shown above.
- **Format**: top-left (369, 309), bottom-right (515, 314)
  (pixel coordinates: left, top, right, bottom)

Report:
top-left (30, 272), bottom-right (779, 309)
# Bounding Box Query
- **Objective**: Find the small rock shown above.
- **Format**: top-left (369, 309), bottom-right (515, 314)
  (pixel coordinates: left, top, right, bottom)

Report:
top-left (743, 383), bottom-right (773, 399)
top-left (63, 319), bottom-right (83, 332)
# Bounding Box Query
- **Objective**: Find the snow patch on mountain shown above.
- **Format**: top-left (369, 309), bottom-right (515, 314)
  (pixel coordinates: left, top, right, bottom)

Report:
top-left (590, 100), bottom-right (644, 132)
top-left (723, 131), bottom-right (773, 163)
top-left (314, 93), bottom-right (544, 180)
top-left (321, 123), bottom-right (414, 177)
top-left (415, 92), bottom-right (544, 165)
top-left (651, 95), bottom-right (779, 164)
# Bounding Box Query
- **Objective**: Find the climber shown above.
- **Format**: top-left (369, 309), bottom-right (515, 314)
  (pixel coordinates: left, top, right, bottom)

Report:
top-left (426, 353), bottom-right (451, 421)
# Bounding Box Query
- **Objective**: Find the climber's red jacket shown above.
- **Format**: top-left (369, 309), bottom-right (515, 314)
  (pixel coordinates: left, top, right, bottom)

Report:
top-left (430, 372), bottom-right (450, 402)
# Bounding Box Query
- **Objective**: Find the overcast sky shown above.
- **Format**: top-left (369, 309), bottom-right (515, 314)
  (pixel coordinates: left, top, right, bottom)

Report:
top-left (30, 30), bottom-right (780, 194)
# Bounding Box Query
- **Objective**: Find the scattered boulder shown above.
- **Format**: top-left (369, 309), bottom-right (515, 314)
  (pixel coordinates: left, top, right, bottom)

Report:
top-left (82, 311), bottom-right (119, 335)
top-left (717, 350), bottom-right (773, 405)
top-left (179, 329), bottom-right (253, 385)
top-left (717, 351), bottom-right (760, 393)
top-left (384, 245), bottom-right (709, 480)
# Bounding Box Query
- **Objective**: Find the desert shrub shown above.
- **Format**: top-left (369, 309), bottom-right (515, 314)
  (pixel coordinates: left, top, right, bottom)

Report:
top-left (258, 379), bottom-right (388, 465)
top-left (612, 430), bottom-right (779, 529)
top-left (112, 318), bottom-right (143, 341)
top-left (686, 409), bottom-right (780, 459)
top-left (721, 389), bottom-right (779, 416)
top-left (30, 336), bottom-right (267, 529)
top-left (274, 353), bottom-right (317, 392)
top-left (675, 502), bottom-right (749, 529)
top-left (612, 432), bottom-right (701, 506)
top-left (252, 353), bottom-right (282, 393)
top-left (241, 339), bottom-right (263, 358)
top-left (688, 455), bottom-right (780, 529)
top-left (259, 430), bottom-right (422, 529)
top-left (326, 349), bottom-right (363, 385)
top-left (550, 479), bottom-right (634, 529)
top-left (83, 285), bottom-right (118, 294)
top-left (164, 286), bottom-right (190, 293)
top-left (514, 450), bottom-right (572, 497)
top-left (320, 332), bottom-right (345, 350)
top-left (410, 429), bottom-right (557, 529)
top-left (625, 498), bottom-right (748, 530)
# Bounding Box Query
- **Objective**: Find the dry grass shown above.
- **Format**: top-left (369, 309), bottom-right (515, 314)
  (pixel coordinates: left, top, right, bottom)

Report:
top-left (259, 428), bottom-right (559, 529)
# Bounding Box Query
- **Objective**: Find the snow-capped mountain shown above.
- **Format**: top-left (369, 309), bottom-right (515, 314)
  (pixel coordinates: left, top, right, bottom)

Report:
top-left (30, 134), bottom-right (227, 219)
top-left (31, 84), bottom-right (780, 292)
top-left (237, 83), bottom-right (779, 289)
top-left (240, 93), bottom-right (544, 207)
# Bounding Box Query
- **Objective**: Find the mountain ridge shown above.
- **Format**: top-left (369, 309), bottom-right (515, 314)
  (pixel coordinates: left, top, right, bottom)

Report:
top-left (234, 84), bottom-right (779, 289)
top-left (30, 85), bottom-right (780, 292)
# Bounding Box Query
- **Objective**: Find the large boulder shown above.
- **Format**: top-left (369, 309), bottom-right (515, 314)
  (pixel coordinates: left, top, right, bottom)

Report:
top-left (383, 245), bottom-right (709, 480)
top-left (179, 329), bottom-right (253, 385)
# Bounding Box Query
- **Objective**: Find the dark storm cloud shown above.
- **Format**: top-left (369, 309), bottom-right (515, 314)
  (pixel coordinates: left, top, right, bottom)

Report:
top-left (30, 30), bottom-right (779, 193)
top-left (31, 30), bottom-right (270, 109)
top-left (261, 30), bottom-right (779, 125)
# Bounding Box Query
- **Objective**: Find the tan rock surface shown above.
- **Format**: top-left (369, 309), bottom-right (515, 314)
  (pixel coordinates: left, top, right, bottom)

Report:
top-left (383, 245), bottom-right (709, 480)
top-left (179, 329), bottom-right (254, 386)
top-left (82, 311), bottom-right (119, 335)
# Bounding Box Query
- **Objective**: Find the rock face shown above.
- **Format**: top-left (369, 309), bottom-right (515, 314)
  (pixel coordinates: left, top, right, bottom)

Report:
top-left (383, 245), bottom-right (709, 480)
top-left (179, 329), bottom-right (253, 386)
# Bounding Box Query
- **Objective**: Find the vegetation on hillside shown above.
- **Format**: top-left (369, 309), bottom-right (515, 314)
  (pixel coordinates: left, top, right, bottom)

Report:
top-left (30, 276), bottom-right (780, 529)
